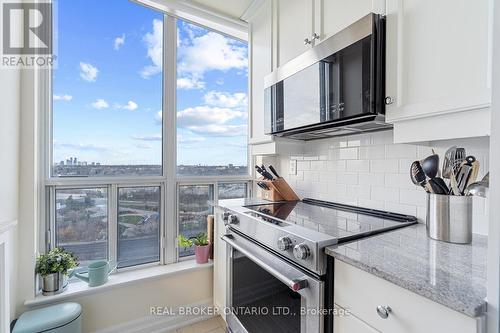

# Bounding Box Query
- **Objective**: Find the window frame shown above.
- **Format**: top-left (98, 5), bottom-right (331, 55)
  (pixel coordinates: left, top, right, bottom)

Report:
top-left (41, 2), bottom-right (252, 271)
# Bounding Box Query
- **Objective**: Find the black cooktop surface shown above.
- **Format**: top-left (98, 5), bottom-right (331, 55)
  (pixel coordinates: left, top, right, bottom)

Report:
top-left (244, 198), bottom-right (418, 242)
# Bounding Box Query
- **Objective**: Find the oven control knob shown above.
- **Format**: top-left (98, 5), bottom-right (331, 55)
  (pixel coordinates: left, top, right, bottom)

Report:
top-left (225, 214), bottom-right (239, 226)
top-left (293, 243), bottom-right (311, 260)
top-left (277, 236), bottom-right (293, 251)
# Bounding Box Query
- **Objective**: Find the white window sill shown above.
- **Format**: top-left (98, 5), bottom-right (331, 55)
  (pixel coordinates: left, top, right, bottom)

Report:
top-left (25, 260), bottom-right (213, 308)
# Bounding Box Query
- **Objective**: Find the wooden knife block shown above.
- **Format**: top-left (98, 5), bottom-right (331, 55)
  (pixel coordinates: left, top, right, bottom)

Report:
top-left (256, 177), bottom-right (300, 202)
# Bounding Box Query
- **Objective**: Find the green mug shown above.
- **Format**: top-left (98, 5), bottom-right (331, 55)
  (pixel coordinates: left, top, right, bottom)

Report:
top-left (74, 261), bottom-right (117, 287)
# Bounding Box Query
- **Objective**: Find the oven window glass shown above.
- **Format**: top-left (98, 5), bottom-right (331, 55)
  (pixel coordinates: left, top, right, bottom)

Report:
top-left (232, 249), bottom-right (301, 332)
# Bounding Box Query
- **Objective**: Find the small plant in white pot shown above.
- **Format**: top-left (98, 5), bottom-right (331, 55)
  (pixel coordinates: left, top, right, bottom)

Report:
top-left (178, 233), bottom-right (211, 264)
top-left (35, 247), bottom-right (78, 295)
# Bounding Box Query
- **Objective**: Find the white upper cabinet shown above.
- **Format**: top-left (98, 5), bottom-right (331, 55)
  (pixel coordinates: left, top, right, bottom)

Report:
top-left (249, 0), bottom-right (273, 146)
top-left (385, 0), bottom-right (492, 143)
top-left (276, 0), bottom-right (314, 66)
top-left (314, 0), bottom-right (376, 44)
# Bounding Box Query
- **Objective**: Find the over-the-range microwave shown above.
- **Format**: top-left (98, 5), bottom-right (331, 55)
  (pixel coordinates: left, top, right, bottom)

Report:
top-left (264, 13), bottom-right (391, 140)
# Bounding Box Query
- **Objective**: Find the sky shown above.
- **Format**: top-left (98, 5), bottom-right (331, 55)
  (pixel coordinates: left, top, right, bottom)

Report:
top-left (52, 0), bottom-right (248, 167)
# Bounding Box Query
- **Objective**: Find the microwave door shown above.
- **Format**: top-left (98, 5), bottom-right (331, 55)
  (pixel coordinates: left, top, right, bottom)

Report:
top-left (322, 56), bottom-right (342, 122)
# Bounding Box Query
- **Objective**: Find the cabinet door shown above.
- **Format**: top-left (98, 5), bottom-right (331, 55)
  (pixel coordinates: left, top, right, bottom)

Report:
top-left (314, 0), bottom-right (374, 43)
top-left (213, 208), bottom-right (227, 319)
top-left (249, 0), bottom-right (273, 145)
top-left (385, 0), bottom-right (492, 123)
top-left (277, 0), bottom-right (313, 66)
top-left (334, 306), bottom-right (380, 333)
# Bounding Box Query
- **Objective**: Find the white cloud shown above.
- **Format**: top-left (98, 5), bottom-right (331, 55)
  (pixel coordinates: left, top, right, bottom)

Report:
top-left (203, 91), bottom-right (247, 109)
top-left (177, 135), bottom-right (206, 144)
top-left (140, 19), bottom-right (163, 78)
top-left (136, 143), bottom-right (152, 149)
top-left (177, 76), bottom-right (205, 90)
top-left (119, 101), bottom-right (138, 111)
top-left (177, 106), bottom-right (245, 127)
top-left (188, 124), bottom-right (247, 137)
top-left (178, 31), bottom-right (247, 77)
top-left (53, 94), bottom-right (73, 101)
top-left (132, 134), bottom-right (162, 141)
top-left (154, 111), bottom-right (162, 124)
top-left (114, 34), bottom-right (125, 50)
top-left (91, 99), bottom-right (109, 109)
top-left (53, 142), bottom-right (110, 152)
top-left (79, 62), bottom-right (99, 82)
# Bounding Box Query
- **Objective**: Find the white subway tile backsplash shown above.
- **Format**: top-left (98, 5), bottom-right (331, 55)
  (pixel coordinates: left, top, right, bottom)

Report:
top-left (385, 202), bottom-right (417, 216)
top-left (347, 185), bottom-right (371, 199)
top-left (297, 160), bottom-right (311, 171)
top-left (276, 131), bottom-right (490, 229)
top-left (338, 147), bottom-right (358, 160)
top-left (346, 160), bottom-right (370, 173)
top-left (370, 159), bottom-right (399, 173)
top-left (336, 173), bottom-right (359, 185)
top-left (358, 173), bottom-right (385, 186)
top-left (385, 173), bottom-right (415, 189)
top-left (311, 160), bottom-right (327, 170)
top-left (359, 145), bottom-right (385, 159)
top-left (385, 144), bottom-right (418, 159)
top-left (371, 186), bottom-right (399, 203)
top-left (399, 189), bottom-right (427, 206)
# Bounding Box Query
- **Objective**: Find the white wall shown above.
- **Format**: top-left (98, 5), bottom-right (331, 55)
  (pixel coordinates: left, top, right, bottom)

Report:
top-left (70, 268), bottom-right (212, 332)
top-left (276, 131), bottom-right (490, 234)
top-left (0, 63), bottom-right (21, 327)
top-left (14, 68), bottom-right (214, 331)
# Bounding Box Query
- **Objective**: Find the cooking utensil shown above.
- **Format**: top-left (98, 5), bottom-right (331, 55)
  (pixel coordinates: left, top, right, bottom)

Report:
top-left (466, 172), bottom-right (489, 198)
top-left (467, 160), bottom-right (480, 188)
top-left (268, 165), bottom-right (281, 179)
top-left (449, 170), bottom-right (460, 195)
top-left (410, 161), bottom-right (432, 193)
top-left (442, 146), bottom-right (457, 179)
top-left (452, 148), bottom-right (466, 175)
top-left (432, 177), bottom-right (449, 194)
top-left (421, 154), bottom-right (440, 179)
top-left (456, 165), bottom-right (472, 195)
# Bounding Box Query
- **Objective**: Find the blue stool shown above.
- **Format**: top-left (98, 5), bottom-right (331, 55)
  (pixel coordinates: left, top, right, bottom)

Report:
top-left (13, 302), bottom-right (82, 333)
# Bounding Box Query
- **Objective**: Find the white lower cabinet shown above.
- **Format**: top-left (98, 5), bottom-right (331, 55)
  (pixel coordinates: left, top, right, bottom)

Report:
top-left (333, 260), bottom-right (481, 333)
top-left (213, 207), bottom-right (227, 319)
top-left (334, 305), bottom-right (380, 333)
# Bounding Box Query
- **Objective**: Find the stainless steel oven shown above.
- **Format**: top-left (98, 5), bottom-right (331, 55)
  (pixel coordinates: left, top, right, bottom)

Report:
top-left (222, 231), bottom-right (325, 333)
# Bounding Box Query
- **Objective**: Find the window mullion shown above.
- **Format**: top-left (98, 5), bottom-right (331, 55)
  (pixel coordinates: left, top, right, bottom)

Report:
top-left (109, 184), bottom-right (118, 265)
top-left (164, 14), bottom-right (178, 264)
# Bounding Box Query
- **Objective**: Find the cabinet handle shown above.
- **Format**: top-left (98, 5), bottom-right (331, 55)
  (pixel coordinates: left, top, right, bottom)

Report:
top-left (312, 33), bottom-right (320, 40)
top-left (376, 305), bottom-right (392, 319)
top-left (304, 38), bottom-right (312, 45)
top-left (384, 96), bottom-right (395, 105)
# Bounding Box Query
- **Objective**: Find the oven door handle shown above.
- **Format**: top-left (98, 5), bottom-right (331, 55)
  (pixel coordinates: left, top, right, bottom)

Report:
top-left (221, 235), bottom-right (309, 292)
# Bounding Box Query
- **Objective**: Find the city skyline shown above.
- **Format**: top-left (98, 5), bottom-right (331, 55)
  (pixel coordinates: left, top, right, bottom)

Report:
top-left (52, 0), bottom-right (248, 167)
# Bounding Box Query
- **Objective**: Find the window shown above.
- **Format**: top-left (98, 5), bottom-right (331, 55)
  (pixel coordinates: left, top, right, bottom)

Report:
top-left (52, 0), bottom-right (163, 177)
top-left (118, 187), bottom-right (161, 268)
top-left (45, 1), bottom-right (250, 270)
top-left (178, 185), bottom-right (214, 257)
top-left (176, 19), bottom-right (249, 176)
top-left (218, 183), bottom-right (248, 200)
top-left (55, 188), bottom-right (108, 267)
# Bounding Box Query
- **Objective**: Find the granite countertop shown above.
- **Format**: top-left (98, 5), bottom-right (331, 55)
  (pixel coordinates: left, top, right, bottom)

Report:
top-left (326, 224), bottom-right (487, 317)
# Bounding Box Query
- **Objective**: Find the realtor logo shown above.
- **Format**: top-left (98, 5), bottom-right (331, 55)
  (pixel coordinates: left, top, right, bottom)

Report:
top-left (1, 1), bottom-right (55, 68)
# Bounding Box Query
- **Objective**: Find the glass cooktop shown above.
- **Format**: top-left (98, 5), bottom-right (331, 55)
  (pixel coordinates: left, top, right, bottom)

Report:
top-left (244, 198), bottom-right (418, 242)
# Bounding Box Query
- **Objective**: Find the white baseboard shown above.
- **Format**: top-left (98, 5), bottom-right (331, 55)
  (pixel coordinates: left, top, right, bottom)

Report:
top-left (93, 299), bottom-right (215, 333)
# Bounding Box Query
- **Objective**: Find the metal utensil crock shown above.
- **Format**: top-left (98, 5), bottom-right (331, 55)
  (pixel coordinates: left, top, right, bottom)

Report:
top-left (426, 193), bottom-right (472, 244)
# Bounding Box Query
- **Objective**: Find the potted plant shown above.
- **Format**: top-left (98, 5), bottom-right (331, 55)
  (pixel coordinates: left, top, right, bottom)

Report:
top-left (178, 233), bottom-right (211, 264)
top-left (35, 247), bottom-right (78, 295)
